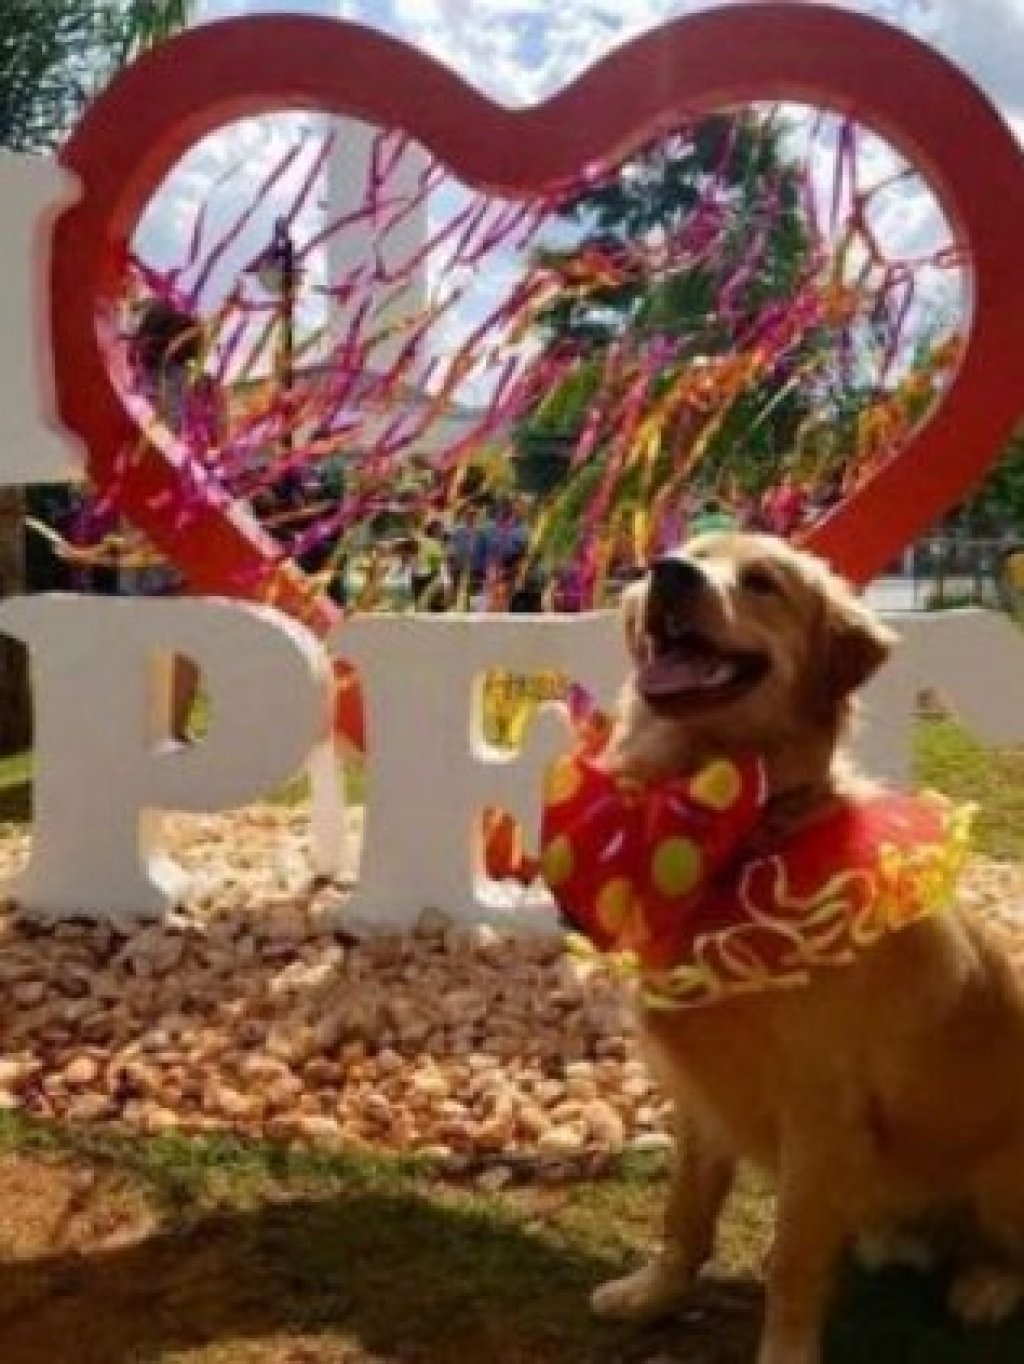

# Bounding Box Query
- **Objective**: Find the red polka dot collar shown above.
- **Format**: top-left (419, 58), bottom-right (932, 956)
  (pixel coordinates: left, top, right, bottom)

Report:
top-left (540, 748), bottom-right (972, 1009)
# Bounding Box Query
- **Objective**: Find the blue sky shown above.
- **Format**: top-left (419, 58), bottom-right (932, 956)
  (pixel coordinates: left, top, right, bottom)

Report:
top-left (130, 0), bottom-right (1024, 386)
top-left (138, 0), bottom-right (1024, 272)
top-left (188, 0), bottom-right (1024, 122)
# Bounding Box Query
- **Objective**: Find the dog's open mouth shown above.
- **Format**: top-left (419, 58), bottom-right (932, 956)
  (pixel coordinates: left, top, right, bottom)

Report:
top-left (638, 628), bottom-right (769, 704)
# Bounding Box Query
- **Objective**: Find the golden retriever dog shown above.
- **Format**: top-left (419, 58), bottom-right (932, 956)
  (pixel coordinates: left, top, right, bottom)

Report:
top-left (589, 532), bottom-right (1024, 1364)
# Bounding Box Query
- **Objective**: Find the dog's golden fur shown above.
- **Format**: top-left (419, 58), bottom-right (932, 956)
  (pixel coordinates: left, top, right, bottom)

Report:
top-left (591, 533), bottom-right (1024, 1364)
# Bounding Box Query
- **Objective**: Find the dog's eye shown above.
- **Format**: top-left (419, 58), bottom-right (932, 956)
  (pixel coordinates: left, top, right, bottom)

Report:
top-left (741, 567), bottom-right (783, 597)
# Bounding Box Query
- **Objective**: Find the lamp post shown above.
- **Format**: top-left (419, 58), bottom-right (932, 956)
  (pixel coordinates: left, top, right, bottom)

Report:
top-left (252, 216), bottom-right (299, 501)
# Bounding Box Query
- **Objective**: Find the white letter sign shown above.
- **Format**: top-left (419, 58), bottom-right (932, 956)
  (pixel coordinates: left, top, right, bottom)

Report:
top-left (0, 153), bottom-right (84, 483)
top-left (1, 597), bottom-right (334, 920)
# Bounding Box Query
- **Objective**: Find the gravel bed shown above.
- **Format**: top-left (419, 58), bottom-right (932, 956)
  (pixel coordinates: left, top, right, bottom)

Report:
top-left (0, 806), bottom-right (1018, 1176)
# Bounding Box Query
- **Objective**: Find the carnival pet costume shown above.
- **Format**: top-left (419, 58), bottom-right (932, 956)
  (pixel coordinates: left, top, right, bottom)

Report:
top-left (540, 748), bottom-right (973, 1010)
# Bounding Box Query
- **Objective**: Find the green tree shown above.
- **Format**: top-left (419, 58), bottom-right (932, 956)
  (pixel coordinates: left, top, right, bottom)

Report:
top-left (0, 0), bottom-right (193, 755)
top-left (955, 431), bottom-right (1024, 536)
top-left (532, 115), bottom-right (806, 354)
top-left (517, 112), bottom-right (817, 550)
top-left (0, 1), bottom-right (191, 150)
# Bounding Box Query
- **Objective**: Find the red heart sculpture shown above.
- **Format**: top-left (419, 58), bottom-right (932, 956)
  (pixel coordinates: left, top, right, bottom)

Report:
top-left (50, 1), bottom-right (1024, 621)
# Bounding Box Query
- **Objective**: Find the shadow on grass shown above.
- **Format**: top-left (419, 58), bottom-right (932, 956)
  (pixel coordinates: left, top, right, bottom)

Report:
top-left (828, 1264), bottom-right (1024, 1364)
top-left (0, 1153), bottom-right (1021, 1364)
top-left (0, 1177), bottom-right (761, 1364)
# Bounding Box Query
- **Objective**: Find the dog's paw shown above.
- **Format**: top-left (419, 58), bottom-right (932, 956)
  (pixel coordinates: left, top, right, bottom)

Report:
top-left (949, 1265), bottom-right (1024, 1327)
top-left (591, 1259), bottom-right (691, 1323)
top-left (854, 1228), bottom-right (935, 1274)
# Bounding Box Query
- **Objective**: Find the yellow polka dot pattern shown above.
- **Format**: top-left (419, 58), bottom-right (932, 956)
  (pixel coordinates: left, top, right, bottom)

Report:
top-left (689, 759), bottom-right (742, 812)
top-left (596, 878), bottom-right (637, 935)
top-left (651, 837), bottom-right (704, 899)
top-left (544, 755), bottom-right (583, 806)
top-left (541, 834), bottom-right (574, 888)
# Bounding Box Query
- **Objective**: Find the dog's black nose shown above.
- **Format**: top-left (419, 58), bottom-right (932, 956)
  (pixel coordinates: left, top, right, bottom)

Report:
top-left (648, 556), bottom-right (706, 600)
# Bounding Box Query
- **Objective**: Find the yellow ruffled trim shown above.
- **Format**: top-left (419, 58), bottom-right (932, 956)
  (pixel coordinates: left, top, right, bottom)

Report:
top-left (565, 797), bottom-right (975, 1011)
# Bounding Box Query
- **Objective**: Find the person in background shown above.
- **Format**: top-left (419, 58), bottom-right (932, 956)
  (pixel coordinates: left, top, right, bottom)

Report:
top-left (469, 503), bottom-right (497, 599)
top-left (723, 476), bottom-right (758, 530)
top-left (544, 562), bottom-right (587, 613)
top-left (482, 561), bottom-right (513, 613)
top-left (130, 297), bottom-right (226, 740)
top-left (507, 555), bottom-right (546, 613)
top-left (448, 504), bottom-right (481, 604)
top-left (656, 503), bottom-right (688, 554)
top-left (606, 528), bottom-right (644, 601)
top-left (383, 539), bottom-right (417, 612)
top-left (293, 525), bottom-right (348, 607)
top-left (805, 470), bottom-right (845, 526)
top-left (760, 470), bottom-right (808, 537)
top-left (132, 297), bottom-right (224, 469)
top-left (492, 498), bottom-right (530, 569)
top-left (745, 493), bottom-right (771, 532)
top-left (62, 488), bottom-right (121, 596)
top-left (411, 517), bottom-right (449, 612)
top-left (689, 495), bottom-right (740, 536)
top-left (344, 543), bottom-right (385, 609)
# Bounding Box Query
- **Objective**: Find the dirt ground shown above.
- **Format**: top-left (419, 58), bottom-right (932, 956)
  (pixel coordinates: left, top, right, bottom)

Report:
top-left (0, 1125), bottom-right (1022, 1364)
top-left (0, 1136), bottom-right (767, 1364)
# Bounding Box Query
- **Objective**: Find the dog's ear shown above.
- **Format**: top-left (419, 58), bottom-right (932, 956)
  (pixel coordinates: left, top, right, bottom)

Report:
top-left (821, 583), bottom-right (897, 702)
top-left (619, 579), bottom-right (649, 664)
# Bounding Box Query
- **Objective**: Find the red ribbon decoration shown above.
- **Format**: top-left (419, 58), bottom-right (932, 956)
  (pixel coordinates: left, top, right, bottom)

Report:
top-left (49, 4), bottom-right (1024, 747)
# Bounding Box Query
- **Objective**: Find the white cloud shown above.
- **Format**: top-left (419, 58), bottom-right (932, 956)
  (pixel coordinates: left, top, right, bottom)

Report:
top-left (368, 0), bottom-right (1024, 143)
top-left (132, 0), bottom-right (1001, 388)
top-left (135, 115), bottom-right (324, 302)
top-left (378, 1), bottom-right (940, 108)
top-left (386, 0), bottom-right (704, 105)
top-left (924, 0), bottom-right (1024, 117)
top-left (198, 0), bottom-right (358, 18)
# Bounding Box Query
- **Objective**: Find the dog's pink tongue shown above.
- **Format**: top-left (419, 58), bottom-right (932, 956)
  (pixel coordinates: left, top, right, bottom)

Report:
top-left (639, 654), bottom-right (712, 699)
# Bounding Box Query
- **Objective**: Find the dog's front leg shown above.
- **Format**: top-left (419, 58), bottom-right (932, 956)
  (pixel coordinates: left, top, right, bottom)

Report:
top-left (756, 1138), bottom-right (855, 1364)
top-left (592, 1107), bottom-right (735, 1322)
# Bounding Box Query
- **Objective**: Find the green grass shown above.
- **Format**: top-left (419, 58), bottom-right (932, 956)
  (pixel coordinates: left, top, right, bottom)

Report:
top-left (914, 717), bottom-right (1024, 860)
top-left (0, 749), bottom-right (30, 789)
top-left (0, 1111), bottom-right (1020, 1363)
top-left (0, 748), bottom-right (30, 821)
top-left (0, 1112), bottom-right (687, 1364)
